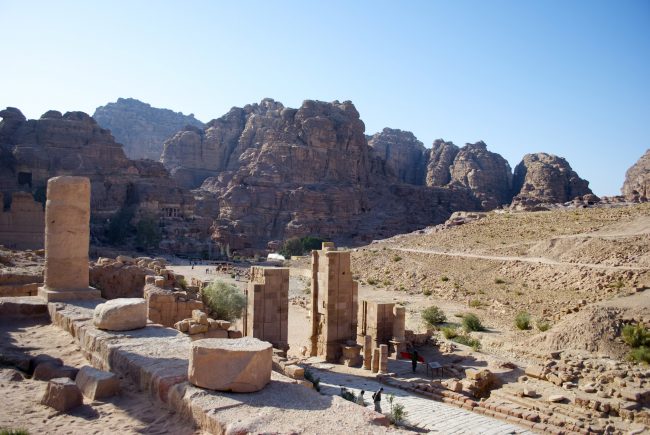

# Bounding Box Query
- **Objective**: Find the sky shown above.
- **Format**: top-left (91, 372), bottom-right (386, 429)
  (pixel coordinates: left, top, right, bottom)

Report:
top-left (1, 0), bottom-right (648, 196)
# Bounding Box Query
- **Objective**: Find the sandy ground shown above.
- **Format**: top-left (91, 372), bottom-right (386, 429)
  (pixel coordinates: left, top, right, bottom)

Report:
top-left (0, 319), bottom-right (202, 435)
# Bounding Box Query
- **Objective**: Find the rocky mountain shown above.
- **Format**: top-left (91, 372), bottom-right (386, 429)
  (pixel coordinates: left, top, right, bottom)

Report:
top-left (511, 153), bottom-right (594, 209)
top-left (367, 128), bottom-right (427, 185)
top-left (425, 139), bottom-right (460, 187)
top-left (93, 98), bottom-right (204, 161)
top-left (163, 98), bottom-right (480, 252)
top-left (0, 107), bottom-right (210, 254)
top-left (621, 149), bottom-right (649, 202)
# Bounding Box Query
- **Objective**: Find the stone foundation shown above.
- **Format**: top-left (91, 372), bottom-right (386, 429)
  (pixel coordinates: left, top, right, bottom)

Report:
top-left (144, 284), bottom-right (203, 327)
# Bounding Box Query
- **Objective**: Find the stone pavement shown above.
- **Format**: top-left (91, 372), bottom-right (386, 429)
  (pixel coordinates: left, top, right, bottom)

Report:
top-left (310, 365), bottom-right (535, 434)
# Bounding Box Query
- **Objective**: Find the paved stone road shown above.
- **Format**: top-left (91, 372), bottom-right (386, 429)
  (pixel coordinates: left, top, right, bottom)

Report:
top-left (311, 366), bottom-right (534, 434)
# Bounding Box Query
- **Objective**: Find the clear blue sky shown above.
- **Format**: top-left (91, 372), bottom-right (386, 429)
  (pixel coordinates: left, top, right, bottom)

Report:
top-left (1, 0), bottom-right (648, 196)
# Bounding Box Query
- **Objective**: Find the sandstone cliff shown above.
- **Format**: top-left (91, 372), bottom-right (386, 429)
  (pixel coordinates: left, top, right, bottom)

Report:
top-left (164, 99), bottom-right (480, 252)
top-left (511, 153), bottom-right (594, 209)
top-left (621, 149), bottom-right (650, 202)
top-left (367, 128), bottom-right (427, 185)
top-left (0, 107), bottom-right (209, 253)
top-left (425, 139), bottom-right (460, 186)
top-left (93, 98), bottom-right (204, 160)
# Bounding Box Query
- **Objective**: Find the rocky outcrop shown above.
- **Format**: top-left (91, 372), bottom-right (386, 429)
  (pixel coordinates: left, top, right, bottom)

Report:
top-left (622, 149), bottom-right (650, 202)
top-left (368, 128), bottom-right (427, 185)
top-left (0, 107), bottom-right (210, 254)
top-left (93, 98), bottom-right (204, 160)
top-left (511, 153), bottom-right (594, 209)
top-left (425, 139), bottom-right (460, 187)
top-left (424, 140), bottom-right (513, 209)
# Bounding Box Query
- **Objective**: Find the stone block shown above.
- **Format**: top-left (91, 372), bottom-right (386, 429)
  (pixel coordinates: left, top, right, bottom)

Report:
top-left (192, 310), bottom-right (208, 325)
top-left (205, 329), bottom-right (228, 339)
top-left (75, 366), bottom-right (120, 400)
top-left (524, 364), bottom-right (545, 379)
top-left (189, 323), bottom-right (209, 334)
top-left (284, 364), bottom-right (305, 379)
top-left (93, 298), bottom-right (147, 331)
top-left (33, 362), bottom-right (78, 381)
top-left (228, 329), bottom-right (243, 339)
top-left (188, 337), bottom-right (272, 392)
top-left (41, 377), bottom-right (83, 412)
top-left (174, 319), bottom-right (190, 332)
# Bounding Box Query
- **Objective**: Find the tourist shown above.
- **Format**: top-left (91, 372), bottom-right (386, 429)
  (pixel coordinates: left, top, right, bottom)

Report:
top-left (372, 387), bottom-right (383, 413)
top-left (411, 349), bottom-right (419, 373)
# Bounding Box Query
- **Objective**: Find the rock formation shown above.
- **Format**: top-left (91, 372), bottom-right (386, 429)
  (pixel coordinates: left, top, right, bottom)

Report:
top-left (621, 149), bottom-right (649, 202)
top-left (425, 141), bottom-right (513, 209)
top-left (93, 98), bottom-right (204, 160)
top-left (367, 128), bottom-right (427, 185)
top-left (162, 99), bottom-right (480, 252)
top-left (511, 153), bottom-right (594, 209)
top-left (0, 107), bottom-right (211, 255)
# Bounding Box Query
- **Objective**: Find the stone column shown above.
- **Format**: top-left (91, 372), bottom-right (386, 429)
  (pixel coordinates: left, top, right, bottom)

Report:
top-left (363, 335), bottom-right (372, 370)
top-left (38, 176), bottom-right (100, 302)
top-left (379, 344), bottom-right (389, 374)
top-left (371, 348), bottom-right (380, 373)
top-left (391, 306), bottom-right (407, 356)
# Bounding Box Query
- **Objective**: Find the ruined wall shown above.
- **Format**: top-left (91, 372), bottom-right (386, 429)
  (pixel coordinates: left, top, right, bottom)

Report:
top-left (0, 192), bottom-right (44, 250)
top-left (310, 243), bottom-right (358, 362)
top-left (243, 266), bottom-right (289, 351)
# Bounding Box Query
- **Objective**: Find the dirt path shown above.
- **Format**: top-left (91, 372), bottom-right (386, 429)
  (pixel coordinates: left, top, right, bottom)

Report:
top-left (391, 247), bottom-right (647, 271)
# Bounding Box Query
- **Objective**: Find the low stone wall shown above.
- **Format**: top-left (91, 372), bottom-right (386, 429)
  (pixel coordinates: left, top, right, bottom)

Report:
top-left (48, 300), bottom-right (389, 433)
top-left (0, 273), bottom-right (43, 297)
top-left (144, 284), bottom-right (203, 327)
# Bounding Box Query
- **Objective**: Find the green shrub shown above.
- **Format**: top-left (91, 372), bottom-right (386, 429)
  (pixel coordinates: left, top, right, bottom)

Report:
top-left (279, 237), bottom-right (304, 257)
top-left (300, 236), bottom-right (324, 252)
top-left (0, 429), bottom-right (29, 435)
top-left (515, 311), bottom-right (531, 330)
top-left (627, 346), bottom-right (650, 364)
top-left (537, 320), bottom-right (551, 332)
top-left (494, 278), bottom-right (505, 284)
top-left (469, 299), bottom-right (483, 308)
top-left (387, 394), bottom-right (407, 425)
top-left (421, 306), bottom-right (446, 328)
top-left (441, 326), bottom-right (458, 339)
top-left (453, 334), bottom-right (482, 351)
top-left (441, 276), bottom-right (449, 282)
top-left (201, 281), bottom-right (246, 322)
top-left (622, 323), bottom-right (650, 348)
top-left (423, 288), bottom-right (432, 296)
top-left (105, 206), bottom-right (135, 244)
top-left (176, 277), bottom-right (187, 290)
top-left (135, 216), bottom-right (161, 249)
top-left (367, 278), bottom-right (378, 285)
top-left (462, 313), bottom-right (484, 332)
top-left (392, 255), bottom-right (402, 262)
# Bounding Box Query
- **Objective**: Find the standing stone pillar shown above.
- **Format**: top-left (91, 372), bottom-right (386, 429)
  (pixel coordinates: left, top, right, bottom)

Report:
top-left (391, 306), bottom-right (407, 357)
top-left (38, 176), bottom-right (100, 302)
top-left (363, 335), bottom-right (372, 370)
top-left (379, 344), bottom-right (389, 374)
top-left (371, 348), bottom-right (380, 373)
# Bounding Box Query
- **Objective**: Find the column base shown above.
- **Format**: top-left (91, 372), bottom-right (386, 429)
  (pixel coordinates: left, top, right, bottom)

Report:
top-left (38, 286), bottom-right (102, 302)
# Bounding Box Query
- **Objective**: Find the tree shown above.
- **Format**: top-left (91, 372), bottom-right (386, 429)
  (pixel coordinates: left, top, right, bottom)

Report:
top-left (202, 281), bottom-right (247, 321)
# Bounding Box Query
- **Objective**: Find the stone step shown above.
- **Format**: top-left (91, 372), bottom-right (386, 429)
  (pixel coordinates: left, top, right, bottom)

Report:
top-left (0, 296), bottom-right (48, 318)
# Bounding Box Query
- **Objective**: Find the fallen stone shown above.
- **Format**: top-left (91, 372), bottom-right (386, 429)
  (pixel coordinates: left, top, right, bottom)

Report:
top-left (33, 362), bottom-right (78, 381)
top-left (0, 368), bottom-right (24, 381)
top-left (228, 330), bottom-right (243, 339)
top-left (75, 366), bottom-right (120, 400)
top-left (41, 377), bottom-right (83, 412)
top-left (188, 337), bottom-right (272, 392)
top-left (93, 298), bottom-right (147, 331)
top-left (284, 365), bottom-right (304, 380)
top-left (524, 364), bottom-right (545, 379)
top-left (523, 387), bottom-right (537, 398)
top-left (547, 394), bottom-right (567, 403)
top-left (29, 354), bottom-right (63, 374)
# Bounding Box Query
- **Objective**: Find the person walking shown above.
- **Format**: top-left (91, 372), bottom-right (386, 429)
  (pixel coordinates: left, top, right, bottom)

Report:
top-left (372, 387), bottom-right (383, 413)
top-left (411, 349), bottom-right (419, 373)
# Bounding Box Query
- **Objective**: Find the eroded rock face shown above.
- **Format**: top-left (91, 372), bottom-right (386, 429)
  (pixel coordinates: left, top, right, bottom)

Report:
top-left (93, 98), bottom-right (204, 160)
top-left (425, 139), bottom-right (460, 187)
top-left (511, 153), bottom-right (594, 208)
top-left (622, 149), bottom-right (650, 202)
top-left (368, 128), bottom-right (427, 185)
top-left (164, 99), bottom-right (480, 252)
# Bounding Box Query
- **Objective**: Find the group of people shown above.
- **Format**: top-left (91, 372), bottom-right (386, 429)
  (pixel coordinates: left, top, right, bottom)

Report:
top-left (344, 387), bottom-right (385, 412)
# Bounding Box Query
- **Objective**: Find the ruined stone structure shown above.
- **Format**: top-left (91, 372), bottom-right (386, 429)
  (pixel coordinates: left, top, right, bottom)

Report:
top-left (37, 176), bottom-right (100, 301)
top-left (0, 192), bottom-right (44, 249)
top-left (309, 242), bottom-right (358, 362)
top-left (358, 300), bottom-right (406, 359)
top-left (144, 283), bottom-right (204, 327)
top-left (243, 266), bottom-right (289, 352)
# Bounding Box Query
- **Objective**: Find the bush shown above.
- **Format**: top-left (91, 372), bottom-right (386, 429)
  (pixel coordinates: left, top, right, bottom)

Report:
top-left (367, 278), bottom-right (377, 285)
top-left (279, 237), bottom-right (304, 257)
top-left (423, 288), bottom-right (432, 296)
top-left (301, 236), bottom-right (324, 252)
top-left (135, 216), bottom-right (161, 250)
top-left (627, 346), bottom-right (650, 364)
top-left (622, 323), bottom-right (650, 348)
top-left (105, 206), bottom-right (135, 244)
top-left (201, 281), bottom-right (246, 322)
top-left (441, 276), bottom-right (449, 282)
top-left (441, 326), bottom-right (458, 339)
top-left (0, 429), bottom-right (29, 435)
top-left (387, 394), bottom-right (407, 425)
top-left (515, 311), bottom-right (531, 330)
top-left (469, 299), bottom-right (483, 308)
top-left (176, 277), bottom-right (187, 290)
top-left (392, 255), bottom-right (402, 262)
top-left (494, 278), bottom-right (505, 284)
top-left (537, 320), bottom-right (551, 332)
top-left (462, 313), bottom-right (484, 332)
top-left (453, 334), bottom-right (482, 351)
top-left (421, 306), bottom-right (446, 328)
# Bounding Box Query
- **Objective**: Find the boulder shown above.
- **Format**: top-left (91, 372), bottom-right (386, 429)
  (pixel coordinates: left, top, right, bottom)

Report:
top-left (75, 366), bottom-right (120, 400)
top-left (188, 337), bottom-right (272, 392)
top-left (93, 298), bottom-right (147, 331)
top-left (33, 362), bottom-right (78, 381)
top-left (41, 377), bottom-right (83, 412)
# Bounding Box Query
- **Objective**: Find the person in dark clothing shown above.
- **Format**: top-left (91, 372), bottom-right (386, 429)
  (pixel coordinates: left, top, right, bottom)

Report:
top-left (411, 349), bottom-right (419, 373)
top-left (372, 387), bottom-right (383, 413)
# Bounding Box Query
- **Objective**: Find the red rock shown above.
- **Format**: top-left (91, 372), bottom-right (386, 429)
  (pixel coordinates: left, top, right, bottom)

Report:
top-left (41, 377), bottom-right (83, 412)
